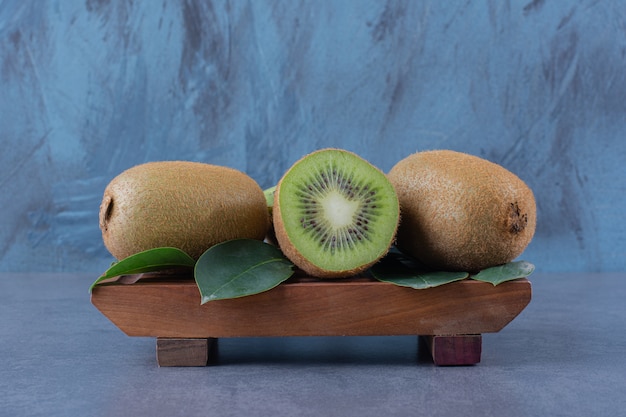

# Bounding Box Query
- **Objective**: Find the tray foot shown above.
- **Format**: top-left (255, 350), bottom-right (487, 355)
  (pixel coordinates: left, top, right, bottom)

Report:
top-left (156, 337), bottom-right (217, 367)
top-left (155, 335), bottom-right (481, 367)
top-left (420, 335), bottom-right (482, 366)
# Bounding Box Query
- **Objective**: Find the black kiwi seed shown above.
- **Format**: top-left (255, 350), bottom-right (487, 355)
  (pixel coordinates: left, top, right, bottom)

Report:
top-left (273, 148), bottom-right (400, 279)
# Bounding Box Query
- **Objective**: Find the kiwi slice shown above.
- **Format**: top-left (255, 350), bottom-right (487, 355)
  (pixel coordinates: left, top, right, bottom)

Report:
top-left (273, 149), bottom-right (399, 278)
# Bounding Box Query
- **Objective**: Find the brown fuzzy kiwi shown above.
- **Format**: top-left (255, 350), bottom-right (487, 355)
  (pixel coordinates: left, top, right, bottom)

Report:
top-left (387, 150), bottom-right (536, 272)
top-left (99, 161), bottom-right (269, 260)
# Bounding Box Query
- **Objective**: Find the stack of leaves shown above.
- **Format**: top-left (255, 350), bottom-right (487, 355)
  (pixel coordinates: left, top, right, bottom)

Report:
top-left (89, 239), bottom-right (534, 304)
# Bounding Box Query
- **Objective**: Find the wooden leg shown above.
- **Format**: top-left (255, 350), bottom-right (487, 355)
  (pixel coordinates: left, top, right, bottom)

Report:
top-left (420, 335), bottom-right (482, 366)
top-left (156, 338), bottom-right (216, 367)
top-left (155, 336), bottom-right (481, 366)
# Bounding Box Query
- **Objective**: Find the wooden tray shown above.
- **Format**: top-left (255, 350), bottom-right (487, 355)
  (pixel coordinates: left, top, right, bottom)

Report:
top-left (91, 273), bottom-right (531, 367)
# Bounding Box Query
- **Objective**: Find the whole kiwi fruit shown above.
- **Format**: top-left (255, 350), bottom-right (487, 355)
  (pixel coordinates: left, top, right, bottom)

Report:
top-left (273, 148), bottom-right (400, 278)
top-left (99, 161), bottom-right (269, 260)
top-left (387, 150), bottom-right (536, 272)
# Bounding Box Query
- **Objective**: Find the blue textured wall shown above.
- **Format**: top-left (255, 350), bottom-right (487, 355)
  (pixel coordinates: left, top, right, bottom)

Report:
top-left (1, 1), bottom-right (624, 273)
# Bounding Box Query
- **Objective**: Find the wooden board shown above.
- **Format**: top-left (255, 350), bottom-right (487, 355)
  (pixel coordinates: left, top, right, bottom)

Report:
top-left (91, 275), bottom-right (531, 338)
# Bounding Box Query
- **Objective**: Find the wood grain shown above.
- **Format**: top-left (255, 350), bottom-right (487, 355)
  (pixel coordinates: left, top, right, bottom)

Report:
top-left (91, 276), bottom-right (531, 338)
top-left (422, 335), bottom-right (482, 366)
top-left (156, 338), bottom-right (214, 367)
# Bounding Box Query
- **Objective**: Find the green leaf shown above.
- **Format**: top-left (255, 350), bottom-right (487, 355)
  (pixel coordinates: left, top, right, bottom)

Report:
top-left (263, 185), bottom-right (276, 208)
top-left (471, 260), bottom-right (535, 286)
top-left (370, 251), bottom-right (469, 289)
top-left (89, 247), bottom-right (196, 293)
top-left (194, 239), bottom-right (294, 304)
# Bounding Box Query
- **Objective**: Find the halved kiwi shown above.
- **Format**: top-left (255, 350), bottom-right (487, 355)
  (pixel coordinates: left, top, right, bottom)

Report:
top-left (273, 149), bottom-right (400, 278)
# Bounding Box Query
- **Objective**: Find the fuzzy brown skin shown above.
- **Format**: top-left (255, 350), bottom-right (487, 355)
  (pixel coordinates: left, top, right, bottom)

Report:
top-left (99, 161), bottom-right (269, 260)
top-left (387, 150), bottom-right (536, 272)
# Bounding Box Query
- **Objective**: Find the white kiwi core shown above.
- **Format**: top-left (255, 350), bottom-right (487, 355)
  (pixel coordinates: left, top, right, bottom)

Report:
top-left (322, 191), bottom-right (360, 228)
top-left (276, 149), bottom-right (400, 273)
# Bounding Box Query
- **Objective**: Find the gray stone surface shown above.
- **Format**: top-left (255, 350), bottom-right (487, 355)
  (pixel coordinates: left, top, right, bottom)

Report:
top-left (1, 272), bottom-right (624, 416)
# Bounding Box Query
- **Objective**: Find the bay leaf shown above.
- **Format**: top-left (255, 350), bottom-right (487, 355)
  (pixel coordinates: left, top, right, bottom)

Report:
top-left (89, 247), bottom-right (196, 293)
top-left (471, 260), bottom-right (535, 286)
top-left (264, 185), bottom-right (276, 207)
top-left (194, 239), bottom-right (294, 304)
top-left (370, 251), bottom-right (469, 289)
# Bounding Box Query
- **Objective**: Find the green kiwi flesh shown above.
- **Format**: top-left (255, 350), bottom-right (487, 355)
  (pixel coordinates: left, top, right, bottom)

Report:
top-left (273, 149), bottom-right (399, 278)
top-left (99, 161), bottom-right (269, 260)
top-left (387, 150), bottom-right (537, 272)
